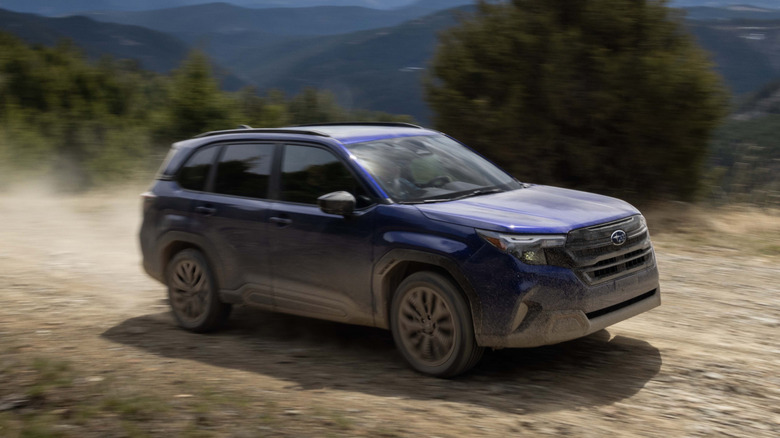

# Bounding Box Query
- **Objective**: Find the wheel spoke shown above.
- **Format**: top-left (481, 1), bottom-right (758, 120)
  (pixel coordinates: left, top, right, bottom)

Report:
top-left (410, 336), bottom-right (425, 358)
top-left (192, 271), bottom-right (207, 294)
top-left (421, 289), bottom-right (433, 316)
top-left (171, 291), bottom-right (187, 308)
top-left (399, 318), bottom-right (420, 338)
top-left (427, 292), bottom-right (438, 317)
top-left (437, 324), bottom-right (453, 338)
top-left (429, 335), bottom-right (441, 359)
top-left (173, 269), bottom-right (190, 291)
top-left (180, 262), bottom-right (193, 285)
top-left (402, 298), bottom-right (423, 321)
top-left (421, 336), bottom-right (434, 360)
top-left (188, 264), bottom-right (200, 286)
top-left (432, 299), bottom-right (449, 322)
top-left (190, 296), bottom-right (203, 317)
top-left (435, 336), bottom-right (451, 360)
top-left (434, 330), bottom-right (453, 349)
top-left (409, 291), bottom-right (426, 319)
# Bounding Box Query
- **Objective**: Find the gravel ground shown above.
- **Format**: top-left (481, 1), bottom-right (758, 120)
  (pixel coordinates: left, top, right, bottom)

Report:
top-left (0, 188), bottom-right (777, 437)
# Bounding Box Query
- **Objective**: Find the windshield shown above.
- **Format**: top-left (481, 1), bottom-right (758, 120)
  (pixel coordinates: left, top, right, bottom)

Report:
top-left (346, 135), bottom-right (522, 203)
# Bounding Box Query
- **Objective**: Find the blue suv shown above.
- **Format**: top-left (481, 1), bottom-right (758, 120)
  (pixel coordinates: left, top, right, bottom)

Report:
top-left (140, 123), bottom-right (660, 377)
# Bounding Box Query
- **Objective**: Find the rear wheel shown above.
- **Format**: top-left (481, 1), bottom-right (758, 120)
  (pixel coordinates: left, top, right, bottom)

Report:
top-left (166, 249), bottom-right (230, 332)
top-left (390, 272), bottom-right (484, 377)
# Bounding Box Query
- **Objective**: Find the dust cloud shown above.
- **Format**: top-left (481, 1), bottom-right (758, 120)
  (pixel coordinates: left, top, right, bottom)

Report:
top-left (0, 178), bottom-right (160, 313)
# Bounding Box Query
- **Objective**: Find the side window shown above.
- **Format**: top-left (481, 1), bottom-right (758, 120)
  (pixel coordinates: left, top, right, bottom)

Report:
top-left (281, 145), bottom-right (371, 207)
top-left (178, 146), bottom-right (217, 191)
top-left (214, 143), bottom-right (275, 199)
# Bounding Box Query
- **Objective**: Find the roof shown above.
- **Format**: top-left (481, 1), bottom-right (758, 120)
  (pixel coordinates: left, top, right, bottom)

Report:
top-left (193, 122), bottom-right (439, 145)
top-left (162, 123), bottom-right (441, 178)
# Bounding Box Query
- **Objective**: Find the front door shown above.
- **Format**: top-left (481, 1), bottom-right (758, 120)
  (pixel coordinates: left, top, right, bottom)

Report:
top-left (268, 144), bottom-right (376, 325)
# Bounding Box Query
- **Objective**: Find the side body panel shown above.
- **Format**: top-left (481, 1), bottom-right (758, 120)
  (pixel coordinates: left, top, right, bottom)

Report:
top-left (267, 203), bottom-right (376, 325)
top-left (190, 192), bottom-right (273, 306)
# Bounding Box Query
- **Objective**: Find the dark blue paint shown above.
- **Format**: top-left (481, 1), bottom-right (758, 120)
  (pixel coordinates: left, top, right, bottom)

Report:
top-left (416, 184), bottom-right (639, 234)
top-left (382, 231), bottom-right (468, 254)
top-left (141, 125), bottom-right (658, 348)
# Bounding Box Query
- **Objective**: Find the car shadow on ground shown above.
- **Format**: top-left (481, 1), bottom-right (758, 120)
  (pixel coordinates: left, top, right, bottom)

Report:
top-left (101, 305), bottom-right (662, 414)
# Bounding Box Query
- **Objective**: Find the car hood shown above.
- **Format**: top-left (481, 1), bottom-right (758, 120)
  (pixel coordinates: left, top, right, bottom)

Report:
top-left (415, 185), bottom-right (639, 234)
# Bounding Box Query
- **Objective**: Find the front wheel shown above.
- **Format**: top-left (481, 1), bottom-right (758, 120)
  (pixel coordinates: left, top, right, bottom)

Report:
top-left (390, 272), bottom-right (484, 377)
top-left (166, 249), bottom-right (231, 333)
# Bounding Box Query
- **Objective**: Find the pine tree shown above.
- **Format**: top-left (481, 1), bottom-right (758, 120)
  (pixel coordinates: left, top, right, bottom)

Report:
top-left (426, 0), bottom-right (727, 200)
top-left (165, 50), bottom-right (237, 139)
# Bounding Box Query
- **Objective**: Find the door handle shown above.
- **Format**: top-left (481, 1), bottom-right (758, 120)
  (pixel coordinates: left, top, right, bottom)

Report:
top-left (269, 216), bottom-right (292, 226)
top-left (195, 206), bottom-right (217, 216)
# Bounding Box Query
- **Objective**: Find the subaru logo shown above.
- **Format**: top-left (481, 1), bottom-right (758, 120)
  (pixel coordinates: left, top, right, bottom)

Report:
top-left (611, 230), bottom-right (627, 246)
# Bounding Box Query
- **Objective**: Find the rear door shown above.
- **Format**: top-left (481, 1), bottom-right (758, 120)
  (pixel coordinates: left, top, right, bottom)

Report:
top-left (191, 142), bottom-right (276, 307)
top-left (268, 143), bottom-right (376, 325)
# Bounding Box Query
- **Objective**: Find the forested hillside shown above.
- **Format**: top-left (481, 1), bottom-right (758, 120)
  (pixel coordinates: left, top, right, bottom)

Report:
top-left (705, 80), bottom-right (780, 204)
top-left (0, 33), bottom-right (409, 189)
top-left (0, 8), bottom-right (190, 73)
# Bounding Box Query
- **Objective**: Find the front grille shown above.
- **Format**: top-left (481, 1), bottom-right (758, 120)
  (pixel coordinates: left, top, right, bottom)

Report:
top-left (559, 215), bottom-right (655, 285)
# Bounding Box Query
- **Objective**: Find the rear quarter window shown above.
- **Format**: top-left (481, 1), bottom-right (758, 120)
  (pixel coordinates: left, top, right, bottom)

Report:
top-left (177, 146), bottom-right (218, 191)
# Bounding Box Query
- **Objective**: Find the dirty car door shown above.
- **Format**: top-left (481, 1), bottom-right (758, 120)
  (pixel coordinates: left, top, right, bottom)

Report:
top-left (268, 144), bottom-right (375, 325)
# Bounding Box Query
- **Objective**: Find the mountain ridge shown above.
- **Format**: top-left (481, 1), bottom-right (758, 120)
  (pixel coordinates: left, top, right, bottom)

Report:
top-left (82, 1), bottom-right (473, 37)
top-left (0, 7), bottom-right (189, 72)
top-left (0, 0), bottom-right (427, 16)
top-left (0, 7), bottom-right (247, 89)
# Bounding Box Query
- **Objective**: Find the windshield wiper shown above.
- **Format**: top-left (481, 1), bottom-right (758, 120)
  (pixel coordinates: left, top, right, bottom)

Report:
top-left (447, 187), bottom-right (504, 201)
top-left (402, 187), bottom-right (504, 204)
top-left (396, 187), bottom-right (507, 204)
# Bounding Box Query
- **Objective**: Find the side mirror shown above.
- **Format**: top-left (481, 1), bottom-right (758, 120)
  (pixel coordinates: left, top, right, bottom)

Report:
top-left (317, 191), bottom-right (356, 216)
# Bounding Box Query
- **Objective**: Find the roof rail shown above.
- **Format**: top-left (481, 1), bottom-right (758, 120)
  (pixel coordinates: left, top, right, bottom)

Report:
top-left (193, 128), bottom-right (331, 139)
top-left (294, 122), bottom-right (424, 129)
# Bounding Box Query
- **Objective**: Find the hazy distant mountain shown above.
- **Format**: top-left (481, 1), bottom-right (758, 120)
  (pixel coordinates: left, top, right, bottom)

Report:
top-left (671, 1), bottom-right (780, 8)
top-left (2, 0), bottom-right (777, 17)
top-left (734, 79), bottom-right (780, 119)
top-left (688, 18), bottom-right (780, 94)
top-left (0, 0), bottom-right (425, 16)
top-left (684, 5), bottom-right (780, 20)
top-left (220, 5), bottom-right (475, 121)
top-left (0, 8), bottom-right (190, 72)
top-left (84, 2), bottom-right (472, 38)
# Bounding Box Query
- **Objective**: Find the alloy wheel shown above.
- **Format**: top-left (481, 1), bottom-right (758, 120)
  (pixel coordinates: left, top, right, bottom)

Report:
top-left (397, 286), bottom-right (456, 367)
top-left (169, 258), bottom-right (211, 324)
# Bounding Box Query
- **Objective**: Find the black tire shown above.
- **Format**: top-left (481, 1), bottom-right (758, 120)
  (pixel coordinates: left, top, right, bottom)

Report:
top-left (390, 271), bottom-right (484, 377)
top-left (166, 249), bottom-right (231, 333)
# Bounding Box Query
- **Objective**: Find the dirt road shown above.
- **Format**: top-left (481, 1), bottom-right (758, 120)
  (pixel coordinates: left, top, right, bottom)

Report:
top-left (0, 188), bottom-right (778, 437)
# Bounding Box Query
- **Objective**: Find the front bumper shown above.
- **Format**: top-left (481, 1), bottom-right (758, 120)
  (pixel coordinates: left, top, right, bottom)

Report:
top-left (477, 287), bottom-right (660, 348)
top-left (469, 249), bottom-right (661, 349)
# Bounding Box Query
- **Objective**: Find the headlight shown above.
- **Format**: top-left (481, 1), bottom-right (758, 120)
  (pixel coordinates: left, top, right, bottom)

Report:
top-left (477, 230), bottom-right (566, 265)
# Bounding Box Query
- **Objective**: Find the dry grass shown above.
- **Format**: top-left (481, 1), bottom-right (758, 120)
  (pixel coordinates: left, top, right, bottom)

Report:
top-left (643, 202), bottom-right (780, 256)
